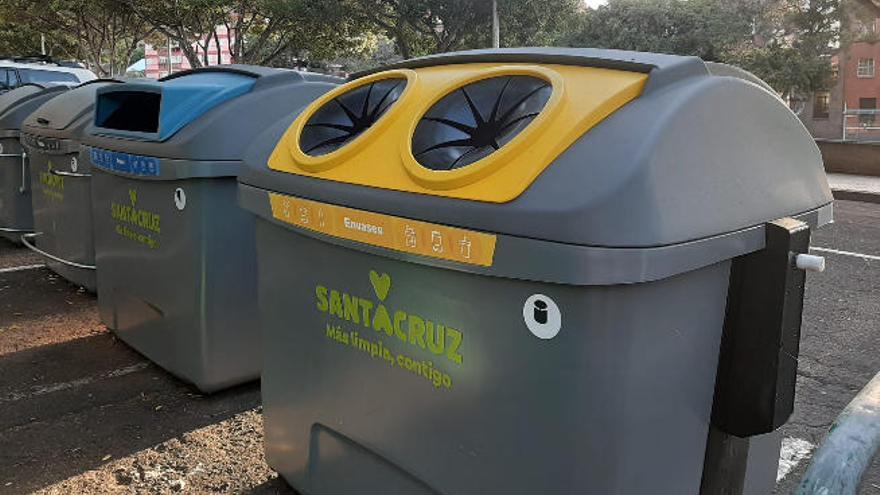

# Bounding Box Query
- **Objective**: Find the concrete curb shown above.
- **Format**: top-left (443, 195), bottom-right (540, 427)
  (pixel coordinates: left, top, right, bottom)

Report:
top-left (833, 189), bottom-right (880, 204)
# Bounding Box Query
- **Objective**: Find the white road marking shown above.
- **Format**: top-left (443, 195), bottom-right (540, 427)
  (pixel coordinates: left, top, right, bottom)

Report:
top-left (0, 362), bottom-right (149, 403)
top-left (811, 246), bottom-right (880, 262)
top-left (777, 437), bottom-right (815, 482)
top-left (0, 264), bottom-right (44, 274)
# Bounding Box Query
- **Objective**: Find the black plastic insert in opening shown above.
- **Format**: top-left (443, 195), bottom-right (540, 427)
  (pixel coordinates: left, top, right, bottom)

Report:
top-left (95, 91), bottom-right (161, 134)
top-left (299, 78), bottom-right (406, 156)
top-left (412, 75), bottom-right (552, 171)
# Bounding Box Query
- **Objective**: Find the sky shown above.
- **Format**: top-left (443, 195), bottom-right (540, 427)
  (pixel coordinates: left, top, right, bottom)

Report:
top-left (584, 0), bottom-right (608, 7)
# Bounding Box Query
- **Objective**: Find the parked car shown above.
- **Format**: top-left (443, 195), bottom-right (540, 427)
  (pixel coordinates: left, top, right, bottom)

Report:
top-left (0, 56), bottom-right (95, 92)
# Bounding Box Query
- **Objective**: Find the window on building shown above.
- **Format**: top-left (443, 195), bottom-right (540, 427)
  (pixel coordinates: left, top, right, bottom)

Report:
top-left (813, 91), bottom-right (831, 119)
top-left (858, 58), bottom-right (875, 78)
top-left (859, 97), bottom-right (877, 125)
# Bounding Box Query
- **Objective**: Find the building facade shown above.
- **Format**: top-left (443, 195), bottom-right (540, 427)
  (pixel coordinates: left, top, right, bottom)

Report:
top-left (801, 19), bottom-right (880, 141)
top-left (144, 25), bottom-right (234, 79)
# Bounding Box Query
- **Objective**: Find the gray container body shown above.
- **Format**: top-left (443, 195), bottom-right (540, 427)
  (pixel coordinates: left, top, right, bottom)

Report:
top-left (257, 220), bottom-right (730, 494)
top-left (24, 144), bottom-right (94, 288)
top-left (21, 81), bottom-right (120, 290)
top-left (241, 187), bottom-right (826, 495)
top-left (239, 48), bottom-right (834, 493)
top-left (0, 85), bottom-right (69, 241)
top-left (91, 171), bottom-right (258, 391)
top-left (84, 66), bottom-right (339, 392)
top-left (0, 133), bottom-right (32, 241)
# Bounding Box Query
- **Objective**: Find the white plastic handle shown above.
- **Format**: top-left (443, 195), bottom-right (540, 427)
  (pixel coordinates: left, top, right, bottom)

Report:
top-left (796, 254), bottom-right (826, 273)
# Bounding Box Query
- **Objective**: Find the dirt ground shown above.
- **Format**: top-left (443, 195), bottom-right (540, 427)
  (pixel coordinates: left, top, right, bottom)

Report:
top-left (0, 250), bottom-right (295, 494)
top-left (0, 238), bottom-right (42, 270)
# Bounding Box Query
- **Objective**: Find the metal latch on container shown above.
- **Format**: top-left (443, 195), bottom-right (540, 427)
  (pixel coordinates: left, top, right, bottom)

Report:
top-left (710, 217), bottom-right (824, 437)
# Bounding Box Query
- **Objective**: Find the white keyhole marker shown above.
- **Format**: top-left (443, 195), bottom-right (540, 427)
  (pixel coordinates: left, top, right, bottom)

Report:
top-left (174, 188), bottom-right (186, 211)
top-left (796, 254), bottom-right (825, 272)
top-left (523, 294), bottom-right (562, 340)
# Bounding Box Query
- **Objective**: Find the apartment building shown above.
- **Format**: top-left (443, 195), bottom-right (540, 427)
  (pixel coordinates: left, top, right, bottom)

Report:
top-left (144, 25), bottom-right (234, 79)
top-left (802, 18), bottom-right (880, 140)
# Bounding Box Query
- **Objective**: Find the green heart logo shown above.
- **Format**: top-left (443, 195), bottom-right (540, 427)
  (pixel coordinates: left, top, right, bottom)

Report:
top-left (369, 270), bottom-right (392, 301)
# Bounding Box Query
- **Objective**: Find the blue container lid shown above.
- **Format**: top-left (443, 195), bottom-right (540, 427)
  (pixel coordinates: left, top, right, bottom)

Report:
top-left (94, 70), bottom-right (256, 141)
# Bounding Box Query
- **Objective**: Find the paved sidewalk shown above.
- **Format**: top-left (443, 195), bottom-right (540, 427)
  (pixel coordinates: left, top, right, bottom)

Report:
top-left (828, 173), bottom-right (880, 203)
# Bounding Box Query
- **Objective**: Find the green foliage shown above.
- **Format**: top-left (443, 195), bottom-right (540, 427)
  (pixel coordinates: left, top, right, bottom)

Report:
top-left (498, 0), bottom-right (581, 47)
top-left (563, 0), bottom-right (842, 98)
top-left (0, 0), bottom-right (852, 89)
top-left (564, 0), bottom-right (757, 61)
top-left (0, 19), bottom-right (52, 57)
top-left (0, 0), bottom-right (152, 76)
top-left (727, 0), bottom-right (840, 97)
top-left (123, 0), bottom-right (369, 68)
top-left (343, 0), bottom-right (580, 59)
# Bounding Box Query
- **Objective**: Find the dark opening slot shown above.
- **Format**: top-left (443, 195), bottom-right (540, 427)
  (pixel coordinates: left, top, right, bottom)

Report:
top-left (95, 91), bottom-right (161, 133)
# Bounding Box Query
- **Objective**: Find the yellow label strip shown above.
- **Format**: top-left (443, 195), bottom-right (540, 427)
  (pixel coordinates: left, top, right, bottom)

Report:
top-left (268, 192), bottom-right (497, 267)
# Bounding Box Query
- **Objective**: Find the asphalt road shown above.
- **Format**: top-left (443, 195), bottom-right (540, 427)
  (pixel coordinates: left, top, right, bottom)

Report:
top-left (775, 199), bottom-right (880, 494)
top-left (0, 200), bottom-right (877, 494)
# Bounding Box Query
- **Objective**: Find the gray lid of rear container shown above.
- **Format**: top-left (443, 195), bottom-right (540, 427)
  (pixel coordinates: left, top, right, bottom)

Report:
top-left (23, 79), bottom-right (122, 138)
top-left (0, 84), bottom-right (69, 133)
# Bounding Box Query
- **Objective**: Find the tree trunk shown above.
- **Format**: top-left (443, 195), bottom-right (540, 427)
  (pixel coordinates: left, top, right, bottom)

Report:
top-left (393, 28), bottom-right (411, 59)
top-left (214, 29), bottom-right (222, 65)
top-left (180, 42), bottom-right (202, 68)
top-left (202, 32), bottom-right (210, 66)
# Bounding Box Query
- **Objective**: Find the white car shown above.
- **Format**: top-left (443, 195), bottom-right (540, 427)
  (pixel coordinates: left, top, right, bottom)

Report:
top-left (0, 57), bottom-right (96, 92)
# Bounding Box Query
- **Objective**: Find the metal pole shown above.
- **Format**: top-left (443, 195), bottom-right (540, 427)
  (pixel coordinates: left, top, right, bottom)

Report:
top-left (795, 371), bottom-right (880, 495)
top-left (492, 0), bottom-right (500, 48)
top-left (167, 36), bottom-right (173, 75)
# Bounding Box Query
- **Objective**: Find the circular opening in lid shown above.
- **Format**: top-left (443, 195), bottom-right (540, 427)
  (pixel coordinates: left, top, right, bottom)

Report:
top-left (299, 77), bottom-right (406, 157)
top-left (411, 75), bottom-right (552, 171)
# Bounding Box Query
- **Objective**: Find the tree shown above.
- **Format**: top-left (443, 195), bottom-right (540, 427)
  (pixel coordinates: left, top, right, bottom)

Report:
top-left (343, 0), bottom-right (487, 58)
top-left (497, 0), bottom-right (581, 47)
top-left (0, 15), bottom-right (63, 57)
top-left (563, 0), bottom-right (842, 99)
top-left (124, 0), bottom-right (367, 68)
top-left (346, 0), bottom-right (580, 58)
top-left (563, 0), bottom-right (757, 61)
top-left (323, 33), bottom-right (402, 73)
top-left (0, 0), bottom-right (153, 76)
top-left (124, 0), bottom-right (227, 68)
top-left (225, 0), bottom-right (366, 66)
top-left (726, 0), bottom-right (840, 100)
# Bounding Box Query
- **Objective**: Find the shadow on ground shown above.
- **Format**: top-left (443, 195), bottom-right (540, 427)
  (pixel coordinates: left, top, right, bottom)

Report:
top-left (245, 477), bottom-right (297, 494)
top-left (0, 267), bottom-right (262, 494)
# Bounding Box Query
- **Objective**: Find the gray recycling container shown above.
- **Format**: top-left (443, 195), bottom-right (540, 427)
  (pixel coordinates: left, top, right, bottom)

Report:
top-left (84, 66), bottom-right (339, 392)
top-left (20, 80), bottom-right (121, 290)
top-left (0, 84), bottom-right (70, 242)
top-left (238, 48), bottom-right (834, 495)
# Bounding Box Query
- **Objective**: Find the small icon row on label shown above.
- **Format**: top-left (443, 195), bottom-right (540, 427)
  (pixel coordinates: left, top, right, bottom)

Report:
top-left (402, 224), bottom-right (474, 260)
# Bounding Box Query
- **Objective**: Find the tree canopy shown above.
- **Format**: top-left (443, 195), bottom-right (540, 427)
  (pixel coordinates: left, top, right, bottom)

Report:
top-left (562, 0), bottom-right (852, 99)
top-left (0, 0), bottom-right (863, 98)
